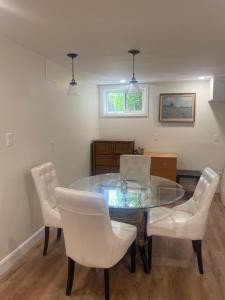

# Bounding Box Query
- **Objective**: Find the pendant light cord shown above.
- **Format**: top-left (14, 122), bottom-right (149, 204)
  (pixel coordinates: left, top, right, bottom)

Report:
top-left (72, 58), bottom-right (75, 80)
top-left (128, 49), bottom-right (139, 87)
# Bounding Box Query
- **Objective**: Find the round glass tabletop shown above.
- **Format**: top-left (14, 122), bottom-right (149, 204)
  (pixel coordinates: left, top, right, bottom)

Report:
top-left (69, 173), bottom-right (185, 209)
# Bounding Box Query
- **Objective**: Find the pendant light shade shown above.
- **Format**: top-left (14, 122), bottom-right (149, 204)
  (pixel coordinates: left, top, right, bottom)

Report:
top-left (67, 53), bottom-right (78, 96)
top-left (67, 84), bottom-right (79, 96)
top-left (127, 49), bottom-right (141, 95)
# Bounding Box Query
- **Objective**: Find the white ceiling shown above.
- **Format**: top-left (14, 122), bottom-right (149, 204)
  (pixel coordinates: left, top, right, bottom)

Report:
top-left (1, 0), bottom-right (225, 83)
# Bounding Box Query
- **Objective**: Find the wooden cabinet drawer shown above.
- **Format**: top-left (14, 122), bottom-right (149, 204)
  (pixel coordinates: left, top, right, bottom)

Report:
top-left (151, 157), bottom-right (176, 171)
top-left (113, 154), bottom-right (121, 167)
top-left (95, 166), bottom-right (119, 175)
top-left (151, 169), bottom-right (176, 181)
top-left (91, 140), bottom-right (135, 175)
top-left (96, 155), bottom-right (114, 166)
top-left (114, 142), bottom-right (134, 154)
top-left (150, 157), bottom-right (177, 181)
top-left (95, 142), bottom-right (114, 154)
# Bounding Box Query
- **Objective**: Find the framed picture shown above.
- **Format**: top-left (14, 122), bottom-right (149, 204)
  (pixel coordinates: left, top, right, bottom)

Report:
top-left (159, 93), bottom-right (196, 122)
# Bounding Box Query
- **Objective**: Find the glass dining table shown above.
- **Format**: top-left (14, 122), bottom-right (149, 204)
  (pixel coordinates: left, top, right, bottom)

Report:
top-left (70, 173), bottom-right (185, 273)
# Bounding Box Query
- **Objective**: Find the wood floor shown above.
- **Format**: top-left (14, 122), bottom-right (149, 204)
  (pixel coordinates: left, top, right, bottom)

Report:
top-left (0, 195), bottom-right (225, 300)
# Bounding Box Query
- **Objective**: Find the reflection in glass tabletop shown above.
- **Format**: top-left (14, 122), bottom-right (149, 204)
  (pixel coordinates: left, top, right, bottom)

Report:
top-left (69, 173), bottom-right (185, 209)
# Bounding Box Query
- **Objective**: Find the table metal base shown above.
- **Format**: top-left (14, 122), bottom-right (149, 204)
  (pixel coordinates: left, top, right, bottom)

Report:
top-left (139, 245), bottom-right (150, 273)
top-left (110, 208), bottom-right (150, 273)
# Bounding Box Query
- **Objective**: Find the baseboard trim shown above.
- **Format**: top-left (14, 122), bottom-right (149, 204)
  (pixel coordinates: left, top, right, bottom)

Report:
top-left (0, 226), bottom-right (44, 275)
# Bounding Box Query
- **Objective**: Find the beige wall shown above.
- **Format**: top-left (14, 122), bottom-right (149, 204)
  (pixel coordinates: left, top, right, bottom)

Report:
top-left (99, 80), bottom-right (225, 172)
top-left (1, 33), bottom-right (225, 263)
top-left (0, 34), bottom-right (99, 260)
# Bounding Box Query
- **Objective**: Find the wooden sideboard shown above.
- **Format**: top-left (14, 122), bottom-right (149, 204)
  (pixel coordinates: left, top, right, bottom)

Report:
top-left (145, 151), bottom-right (177, 181)
top-left (91, 140), bottom-right (135, 175)
top-left (91, 142), bottom-right (177, 180)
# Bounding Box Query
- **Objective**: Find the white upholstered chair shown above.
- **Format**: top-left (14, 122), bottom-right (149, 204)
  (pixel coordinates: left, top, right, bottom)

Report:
top-left (31, 162), bottom-right (62, 256)
top-left (55, 187), bottom-right (137, 300)
top-left (120, 154), bottom-right (151, 180)
top-left (147, 167), bottom-right (219, 274)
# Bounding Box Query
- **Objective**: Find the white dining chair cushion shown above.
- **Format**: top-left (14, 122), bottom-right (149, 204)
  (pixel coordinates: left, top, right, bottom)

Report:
top-left (120, 154), bottom-right (151, 179)
top-left (148, 207), bottom-right (194, 238)
top-left (111, 220), bottom-right (137, 248)
top-left (147, 167), bottom-right (219, 240)
top-left (31, 162), bottom-right (61, 228)
top-left (55, 187), bottom-right (137, 269)
top-left (40, 201), bottom-right (61, 228)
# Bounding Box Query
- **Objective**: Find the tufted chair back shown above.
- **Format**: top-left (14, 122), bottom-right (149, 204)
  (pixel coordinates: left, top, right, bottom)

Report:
top-left (31, 162), bottom-right (61, 227)
top-left (148, 167), bottom-right (219, 241)
top-left (181, 167), bottom-right (219, 239)
top-left (55, 187), bottom-right (129, 269)
top-left (193, 168), bottom-right (219, 213)
top-left (120, 155), bottom-right (151, 180)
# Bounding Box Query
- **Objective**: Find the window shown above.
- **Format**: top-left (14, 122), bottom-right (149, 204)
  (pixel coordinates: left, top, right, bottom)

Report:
top-left (99, 84), bottom-right (149, 117)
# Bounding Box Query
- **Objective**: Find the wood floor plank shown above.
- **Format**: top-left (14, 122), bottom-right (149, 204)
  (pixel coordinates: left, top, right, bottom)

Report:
top-left (0, 195), bottom-right (225, 300)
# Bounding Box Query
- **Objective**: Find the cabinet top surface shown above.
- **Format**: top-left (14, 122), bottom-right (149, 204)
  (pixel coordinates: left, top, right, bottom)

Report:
top-left (144, 151), bottom-right (177, 158)
top-left (92, 140), bottom-right (135, 143)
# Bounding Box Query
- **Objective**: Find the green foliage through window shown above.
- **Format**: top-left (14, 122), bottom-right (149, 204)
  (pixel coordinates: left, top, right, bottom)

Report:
top-left (106, 91), bottom-right (143, 113)
top-left (126, 92), bottom-right (142, 111)
top-left (106, 91), bottom-right (124, 112)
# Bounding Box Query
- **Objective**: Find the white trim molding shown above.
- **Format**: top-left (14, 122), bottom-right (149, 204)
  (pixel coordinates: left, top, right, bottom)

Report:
top-left (0, 227), bottom-right (44, 275)
top-left (99, 84), bottom-right (149, 118)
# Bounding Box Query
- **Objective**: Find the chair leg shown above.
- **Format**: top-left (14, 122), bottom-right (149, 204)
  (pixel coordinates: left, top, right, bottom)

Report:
top-left (192, 240), bottom-right (204, 274)
top-left (43, 226), bottom-right (49, 256)
top-left (57, 228), bottom-right (62, 240)
top-left (148, 236), bottom-right (152, 271)
top-left (104, 269), bottom-right (110, 300)
top-left (144, 211), bottom-right (148, 241)
top-left (66, 257), bottom-right (75, 295)
top-left (130, 240), bottom-right (136, 273)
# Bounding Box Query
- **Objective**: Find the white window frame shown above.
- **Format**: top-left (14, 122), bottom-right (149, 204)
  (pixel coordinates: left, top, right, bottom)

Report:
top-left (99, 84), bottom-right (149, 117)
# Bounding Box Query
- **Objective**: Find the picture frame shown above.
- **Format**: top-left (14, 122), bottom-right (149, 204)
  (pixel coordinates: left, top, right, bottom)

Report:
top-left (159, 93), bottom-right (196, 122)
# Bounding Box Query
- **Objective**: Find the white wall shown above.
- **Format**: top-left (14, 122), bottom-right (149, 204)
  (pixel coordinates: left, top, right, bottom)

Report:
top-left (1, 33), bottom-right (225, 263)
top-left (0, 34), bottom-right (99, 260)
top-left (99, 81), bottom-right (225, 172)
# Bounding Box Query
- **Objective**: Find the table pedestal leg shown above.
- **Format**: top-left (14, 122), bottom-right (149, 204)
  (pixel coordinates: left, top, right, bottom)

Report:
top-left (110, 208), bottom-right (150, 273)
top-left (139, 245), bottom-right (150, 273)
top-left (137, 211), bottom-right (150, 273)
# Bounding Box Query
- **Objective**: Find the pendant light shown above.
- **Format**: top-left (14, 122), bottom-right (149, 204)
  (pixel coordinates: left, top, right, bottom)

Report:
top-left (127, 49), bottom-right (141, 95)
top-left (67, 53), bottom-right (78, 95)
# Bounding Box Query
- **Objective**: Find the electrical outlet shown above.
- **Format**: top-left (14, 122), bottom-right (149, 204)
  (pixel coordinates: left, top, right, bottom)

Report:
top-left (153, 133), bottom-right (159, 142)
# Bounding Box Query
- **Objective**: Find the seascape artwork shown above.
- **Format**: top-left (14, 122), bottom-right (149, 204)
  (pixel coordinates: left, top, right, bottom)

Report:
top-left (159, 93), bottom-right (196, 122)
